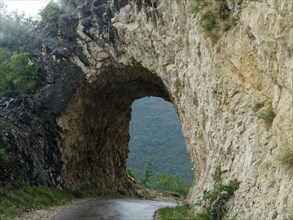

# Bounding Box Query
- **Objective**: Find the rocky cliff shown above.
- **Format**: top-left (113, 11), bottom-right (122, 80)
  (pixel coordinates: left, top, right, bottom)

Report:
top-left (0, 0), bottom-right (292, 218)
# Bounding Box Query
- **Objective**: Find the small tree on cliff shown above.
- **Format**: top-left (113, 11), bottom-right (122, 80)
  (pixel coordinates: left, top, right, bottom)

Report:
top-left (0, 49), bottom-right (41, 97)
top-left (40, 1), bottom-right (62, 23)
top-left (141, 160), bottom-right (153, 188)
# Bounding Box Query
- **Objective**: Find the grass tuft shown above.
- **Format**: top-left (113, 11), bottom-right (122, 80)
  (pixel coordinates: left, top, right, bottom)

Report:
top-left (159, 204), bottom-right (194, 220)
top-left (191, 0), bottom-right (236, 40)
top-left (251, 100), bottom-right (276, 122)
top-left (278, 145), bottom-right (293, 168)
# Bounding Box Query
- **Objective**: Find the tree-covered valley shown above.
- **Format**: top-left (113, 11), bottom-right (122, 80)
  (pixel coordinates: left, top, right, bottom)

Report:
top-left (127, 97), bottom-right (194, 184)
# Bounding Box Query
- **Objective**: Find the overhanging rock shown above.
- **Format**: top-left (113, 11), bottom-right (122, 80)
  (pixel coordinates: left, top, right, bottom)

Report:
top-left (1, 0), bottom-right (292, 218)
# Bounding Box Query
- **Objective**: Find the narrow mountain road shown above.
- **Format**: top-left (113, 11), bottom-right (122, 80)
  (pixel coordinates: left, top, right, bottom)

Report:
top-left (51, 198), bottom-right (177, 220)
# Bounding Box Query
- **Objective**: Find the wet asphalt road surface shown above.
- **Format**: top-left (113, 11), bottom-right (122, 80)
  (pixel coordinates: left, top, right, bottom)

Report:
top-left (51, 198), bottom-right (177, 220)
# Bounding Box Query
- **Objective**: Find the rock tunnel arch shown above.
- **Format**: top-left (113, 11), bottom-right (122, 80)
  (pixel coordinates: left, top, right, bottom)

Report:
top-left (56, 63), bottom-right (182, 194)
top-left (0, 0), bottom-right (291, 217)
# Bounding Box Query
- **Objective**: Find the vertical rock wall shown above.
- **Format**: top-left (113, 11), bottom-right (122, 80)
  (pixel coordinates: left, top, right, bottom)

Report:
top-left (56, 0), bottom-right (292, 218)
top-left (8, 0), bottom-right (290, 218)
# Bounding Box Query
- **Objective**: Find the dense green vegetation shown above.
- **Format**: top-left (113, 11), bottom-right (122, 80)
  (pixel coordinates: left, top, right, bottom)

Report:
top-left (127, 97), bottom-right (194, 183)
top-left (131, 160), bottom-right (191, 197)
top-left (0, 185), bottom-right (82, 220)
top-left (0, 49), bottom-right (41, 98)
top-left (159, 204), bottom-right (195, 220)
top-left (153, 173), bottom-right (190, 196)
top-left (0, 2), bottom-right (42, 98)
top-left (159, 165), bottom-right (240, 220)
top-left (140, 160), bottom-right (153, 188)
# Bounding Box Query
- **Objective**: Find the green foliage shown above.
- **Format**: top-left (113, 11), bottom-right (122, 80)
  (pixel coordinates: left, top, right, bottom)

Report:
top-left (251, 100), bottom-right (276, 122)
top-left (40, 1), bottom-right (62, 23)
top-left (0, 3), bottom-right (42, 99)
top-left (0, 185), bottom-right (83, 219)
top-left (127, 97), bottom-right (194, 183)
top-left (200, 10), bottom-right (217, 34)
top-left (154, 173), bottom-right (174, 191)
top-left (272, 211), bottom-right (278, 219)
top-left (154, 173), bottom-right (191, 196)
top-left (134, 159), bottom-right (191, 197)
top-left (0, 2), bottom-right (42, 98)
top-left (141, 160), bottom-right (153, 188)
top-left (196, 165), bottom-right (240, 220)
top-left (159, 204), bottom-right (195, 220)
top-left (126, 167), bottom-right (136, 179)
top-left (191, 0), bottom-right (235, 39)
top-left (159, 165), bottom-right (240, 220)
top-left (201, 179), bottom-right (240, 219)
top-left (0, 49), bottom-right (41, 98)
top-left (211, 164), bottom-right (222, 183)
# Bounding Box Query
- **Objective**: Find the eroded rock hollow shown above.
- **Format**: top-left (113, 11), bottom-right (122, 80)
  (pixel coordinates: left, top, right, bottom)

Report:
top-left (57, 64), bottom-right (170, 193)
top-left (0, 0), bottom-right (292, 219)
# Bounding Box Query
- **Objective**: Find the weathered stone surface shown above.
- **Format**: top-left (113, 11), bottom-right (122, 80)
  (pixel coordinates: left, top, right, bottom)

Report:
top-left (61, 0), bottom-right (291, 218)
top-left (0, 0), bottom-right (292, 218)
top-left (57, 64), bottom-right (169, 194)
top-left (0, 96), bottom-right (62, 187)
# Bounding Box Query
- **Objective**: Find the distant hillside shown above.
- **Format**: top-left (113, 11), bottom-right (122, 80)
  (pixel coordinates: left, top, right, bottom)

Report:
top-left (127, 97), bottom-right (194, 183)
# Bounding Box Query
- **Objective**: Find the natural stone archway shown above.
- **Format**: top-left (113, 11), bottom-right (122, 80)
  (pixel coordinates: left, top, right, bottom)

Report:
top-left (53, 0), bottom-right (292, 218)
top-left (52, 0), bottom-right (292, 218)
top-left (57, 64), bottom-right (171, 193)
top-left (1, 0), bottom-right (292, 219)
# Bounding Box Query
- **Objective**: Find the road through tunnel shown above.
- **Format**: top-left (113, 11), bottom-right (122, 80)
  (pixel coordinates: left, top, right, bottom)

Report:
top-left (0, 0), bottom-right (291, 217)
top-left (56, 63), bottom-right (175, 194)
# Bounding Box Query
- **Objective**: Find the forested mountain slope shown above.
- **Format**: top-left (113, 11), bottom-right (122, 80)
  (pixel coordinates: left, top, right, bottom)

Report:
top-left (127, 97), bottom-right (194, 183)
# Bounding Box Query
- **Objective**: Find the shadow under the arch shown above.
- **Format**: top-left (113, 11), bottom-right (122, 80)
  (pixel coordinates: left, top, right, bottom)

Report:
top-left (57, 63), bottom-right (173, 196)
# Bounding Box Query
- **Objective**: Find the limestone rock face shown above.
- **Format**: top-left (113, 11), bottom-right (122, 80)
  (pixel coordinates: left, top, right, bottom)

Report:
top-left (57, 0), bottom-right (292, 218)
top-left (0, 0), bottom-right (292, 218)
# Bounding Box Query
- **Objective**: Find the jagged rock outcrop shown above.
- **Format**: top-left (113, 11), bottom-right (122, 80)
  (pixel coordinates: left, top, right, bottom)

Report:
top-left (0, 96), bottom-right (62, 187)
top-left (0, 0), bottom-right (292, 218)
